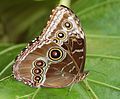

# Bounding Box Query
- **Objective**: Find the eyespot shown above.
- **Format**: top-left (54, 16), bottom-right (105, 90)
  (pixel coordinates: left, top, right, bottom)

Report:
top-left (53, 38), bottom-right (59, 44)
top-left (33, 76), bottom-right (42, 83)
top-left (32, 68), bottom-right (43, 75)
top-left (48, 47), bottom-right (63, 61)
top-left (34, 60), bottom-right (46, 67)
top-left (63, 20), bottom-right (73, 30)
top-left (58, 32), bottom-right (64, 38)
top-left (56, 31), bottom-right (67, 40)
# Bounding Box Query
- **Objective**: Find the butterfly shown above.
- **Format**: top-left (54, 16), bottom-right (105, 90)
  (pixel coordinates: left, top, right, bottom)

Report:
top-left (13, 5), bottom-right (88, 88)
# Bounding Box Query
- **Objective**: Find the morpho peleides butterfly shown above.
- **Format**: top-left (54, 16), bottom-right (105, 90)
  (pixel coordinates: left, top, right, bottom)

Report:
top-left (13, 5), bottom-right (88, 88)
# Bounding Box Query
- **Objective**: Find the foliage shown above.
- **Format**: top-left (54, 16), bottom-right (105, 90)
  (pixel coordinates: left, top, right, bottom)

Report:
top-left (0, 0), bottom-right (120, 99)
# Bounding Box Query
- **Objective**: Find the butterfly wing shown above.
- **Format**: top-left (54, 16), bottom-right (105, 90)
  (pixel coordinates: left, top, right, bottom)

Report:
top-left (13, 5), bottom-right (87, 88)
top-left (13, 39), bottom-right (48, 87)
top-left (13, 40), bottom-right (78, 87)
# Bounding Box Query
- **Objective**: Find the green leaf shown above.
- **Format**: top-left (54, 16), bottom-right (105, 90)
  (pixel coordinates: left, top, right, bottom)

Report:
top-left (0, 0), bottom-right (59, 42)
top-left (72, 0), bottom-right (120, 36)
top-left (0, 0), bottom-right (120, 99)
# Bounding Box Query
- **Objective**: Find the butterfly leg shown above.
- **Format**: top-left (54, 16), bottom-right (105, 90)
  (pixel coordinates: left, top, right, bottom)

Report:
top-left (75, 71), bottom-right (89, 83)
top-left (81, 71), bottom-right (89, 80)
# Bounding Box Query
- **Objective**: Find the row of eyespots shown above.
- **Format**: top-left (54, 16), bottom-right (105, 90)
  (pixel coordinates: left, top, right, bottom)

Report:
top-left (53, 20), bottom-right (73, 44)
top-left (32, 60), bottom-right (46, 83)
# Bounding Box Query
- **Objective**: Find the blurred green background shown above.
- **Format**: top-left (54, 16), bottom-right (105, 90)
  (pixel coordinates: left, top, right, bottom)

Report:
top-left (0, 0), bottom-right (120, 99)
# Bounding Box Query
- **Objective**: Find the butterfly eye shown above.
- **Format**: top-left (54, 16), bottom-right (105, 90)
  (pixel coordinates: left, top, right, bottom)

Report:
top-left (34, 60), bottom-right (46, 67)
top-left (34, 76), bottom-right (42, 83)
top-left (48, 47), bottom-right (63, 61)
top-left (63, 21), bottom-right (73, 30)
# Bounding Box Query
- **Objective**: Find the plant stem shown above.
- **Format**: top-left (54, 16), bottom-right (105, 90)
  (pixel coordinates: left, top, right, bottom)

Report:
top-left (59, 0), bottom-right (71, 7)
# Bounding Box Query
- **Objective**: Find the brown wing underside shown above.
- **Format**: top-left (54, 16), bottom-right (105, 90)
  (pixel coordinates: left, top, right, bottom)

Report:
top-left (43, 37), bottom-right (86, 88)
top-left (14, 42), bottom-right (57, 86)
top-left (63, 37), bottom-right (86, 73)
top-left (43, 53), bottom-right (76, 88)
top-left (13, 5), bottom-right (86, 88)
top-left (14, 41), bottom-right (83, 87)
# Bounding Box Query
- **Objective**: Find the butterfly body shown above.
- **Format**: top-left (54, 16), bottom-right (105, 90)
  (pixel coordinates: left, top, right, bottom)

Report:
top-left (13, 5), bottom-right (88, 88)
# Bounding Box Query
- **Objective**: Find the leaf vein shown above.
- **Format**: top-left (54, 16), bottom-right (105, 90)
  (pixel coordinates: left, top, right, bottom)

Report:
top-left (77, 0), bottom-right (120, 16)
top-left (87, 54), bottom-right (120, 60)
top-left (0, 44), bottom-right (25, 55)
top-left (32, 88), bottom-right (41, 99)
top-left (0, 60), bottom-right (14, 77)
top-left (87, 34), bottom-right (120, 39)
top-left (87, 78), bottom-right (120, 91)
top-left (83, 79), bottom-right (99, 99)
